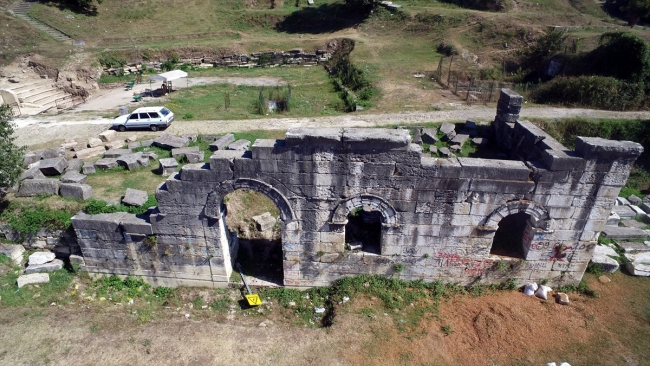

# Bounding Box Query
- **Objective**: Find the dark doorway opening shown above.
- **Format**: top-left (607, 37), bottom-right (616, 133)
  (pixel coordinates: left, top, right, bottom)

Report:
top-left (489, 212), bottom-right (530, 259)
top-left (345, 206), bottom-right (382, 254)
top-left (224, 189), bottom-right (283, 286)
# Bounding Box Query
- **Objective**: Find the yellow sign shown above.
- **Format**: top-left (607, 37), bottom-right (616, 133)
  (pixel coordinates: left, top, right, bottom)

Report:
top-left (245, 294), bottom-right (262, 306)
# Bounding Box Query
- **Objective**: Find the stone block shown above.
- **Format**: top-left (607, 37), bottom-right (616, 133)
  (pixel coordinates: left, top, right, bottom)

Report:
top-left (38, 157), bottom-right (68, 176)
top-left (612, 205), bottom-right (636, 218)
top-left (75, 146), bottom-right (105, 159)
top-left (624, 252), bottom-right (650, 276)
top-left (82, 162), bottom-right (96, 175)
top-left (619, 241), bottom-right (650, 252)
top-left (617, 197), bottom-right (630, 205)
top-left (60, 183), bottom-right (93, 200)
top-left (105, 140), bottom-right (125, 150)
top-left (201, 135), bottom-right (218, 143)
top-left (104, 149), bottom-right (132, 158)
top-left (185, 151), bottom-right (204, 163)
top-left (601, 225), bottom-right (647, 239)
top-left (171, 146), bottom-right (200, 159)
top-left (575, 136), bottom-right (644, 160)
top-left (99, 130), bottom-right (119, 142)
top-left (29, 251), bottom-right (55, 265)
top-left (440, 122), bottom-right (456, 141)
top-left (253, 212), bottom-right (276, 231)
top-left (65, 158), bottom-right (83, 173)
top-left (450, 133), bottom-right (470, 146)
top-left (17, 273), bottom-right (49, 288)
top-left (458, 158), bottom-right (530, 181)
top-left (16, 179), bottom-right (60, 197)
top-left (154, 133), bottom-right (189, 150)
top-left (87, 137), bottom-right (103, 148)
top-left (26, 258), bottom-right (63, 273)
top-left (126, 135), bottom-right (138, 143)
top-left (61, 171), bottom-right (87, 184)
top-left (209, 133), bottom-right (236, 151)
top-left (122, 188), bottom-right (148, 206)
top-left (498, 88), bottom-right (523, 106)
top-left (429, 146), bottom-right (437, 154)
top-left (630, 205), bottom-right (645, 216)
top-left (421, 128), bottom-right (438, 144)
top-left (606, 212), bottom-right (620, 226)
top-left (0, 244), bottom-right (25, 264)
top-left (117, 153), bottom-right (145, 171)
top-left (94, 158), bottom-right (118, 171)
top-left (209, 150), bottom-right (246, 171)
top-left (629, 194), bottom-right (643, 205)
top-left (20, 165), bottom-right (46, 180)
top-left (69, 254), bottom-right (85, 265)
top-left (227, 139), bottom-right (251, 151)
top-left (140, 139), bottom-right (154, 147)
top-left (158, 158), bottom-right (178, 176)
top-left (128, 141), bottom-right (142, 150)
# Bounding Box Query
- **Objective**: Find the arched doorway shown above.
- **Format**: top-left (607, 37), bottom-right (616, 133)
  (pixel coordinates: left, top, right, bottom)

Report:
top-left (489, 212), bottom-right (531, 258)
top-left (223, 189), bottom-right (284, 286)
top-left (204, 178), bottom-right (296, 287)
top-left (484, 200), bottom-right (551, 260)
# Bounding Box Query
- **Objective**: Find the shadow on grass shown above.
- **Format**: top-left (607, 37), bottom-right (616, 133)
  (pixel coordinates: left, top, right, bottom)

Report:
top-left (275, 3), bottom-right (369, 34)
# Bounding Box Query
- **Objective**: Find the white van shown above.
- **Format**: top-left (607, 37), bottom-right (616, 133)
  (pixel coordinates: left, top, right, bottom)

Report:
top-left (112, 106), bottom-right (174, 132)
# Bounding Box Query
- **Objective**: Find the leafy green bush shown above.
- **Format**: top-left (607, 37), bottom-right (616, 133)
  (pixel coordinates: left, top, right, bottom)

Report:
top-left (531, 76), bottom-right (646, 111)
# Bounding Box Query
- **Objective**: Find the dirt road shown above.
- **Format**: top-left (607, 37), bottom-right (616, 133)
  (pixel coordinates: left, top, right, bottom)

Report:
top-left (13, 105), bottom-right (650, 149)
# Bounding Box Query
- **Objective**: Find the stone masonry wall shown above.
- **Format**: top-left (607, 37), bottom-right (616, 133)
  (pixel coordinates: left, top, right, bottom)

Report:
top-left (71, 90), bottom-right (643, 288)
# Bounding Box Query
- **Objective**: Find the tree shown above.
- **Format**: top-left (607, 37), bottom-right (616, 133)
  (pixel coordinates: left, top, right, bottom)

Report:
top-left (585, 32), bottom-right (650, 83)
top-left (0, 104), bottom-right (25, 193)
top-left (622, 0), bottom-right (650, 27)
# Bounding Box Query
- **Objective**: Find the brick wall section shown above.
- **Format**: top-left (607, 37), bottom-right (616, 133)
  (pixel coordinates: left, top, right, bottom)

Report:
top-left (71, 90), bottom-right (643, 288)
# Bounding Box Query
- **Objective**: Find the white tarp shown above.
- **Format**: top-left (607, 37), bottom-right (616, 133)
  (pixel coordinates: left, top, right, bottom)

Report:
top-left (149, 70), bottom-right (188, 82)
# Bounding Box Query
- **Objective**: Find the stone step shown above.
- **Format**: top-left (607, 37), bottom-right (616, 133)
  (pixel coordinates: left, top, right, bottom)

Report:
top-left (14, 13), bottom-right (71, 42)
top-left (24, 89), bottom-right (62, 104)
top-left (10, 80), bottom-right (50, 93)
top-left (33, 91), bottom-right (67, 107)
top-left (15, 83), bottom-right (55, 97)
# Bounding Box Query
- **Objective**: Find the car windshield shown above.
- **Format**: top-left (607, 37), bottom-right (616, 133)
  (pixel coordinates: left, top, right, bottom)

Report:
top-left (160, 108), bottom-right (170, 116)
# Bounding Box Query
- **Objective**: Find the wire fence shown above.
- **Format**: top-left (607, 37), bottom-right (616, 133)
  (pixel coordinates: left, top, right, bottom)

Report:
top-left (430, 56), bottom-right (540, 103)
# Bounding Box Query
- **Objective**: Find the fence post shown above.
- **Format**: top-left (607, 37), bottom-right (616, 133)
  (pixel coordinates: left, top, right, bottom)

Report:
top-left (488, 83), bottom-right (494, 103)
top-left (447, 55), bottom-right (454, 85)
top-left (466, 81), bottom-right (471, 101)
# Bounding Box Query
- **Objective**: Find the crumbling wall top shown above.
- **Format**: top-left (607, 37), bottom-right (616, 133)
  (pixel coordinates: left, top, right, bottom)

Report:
top-left (284, 127), bottom-right (412, 151)
top-left (575, 136), bottom-right (644, 159)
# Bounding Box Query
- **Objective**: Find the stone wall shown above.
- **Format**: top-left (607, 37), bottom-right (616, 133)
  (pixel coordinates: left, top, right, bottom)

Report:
top-left (103, 48), bottom-right (333, 76)
top-left (70, 90), bottom-right (643, 288)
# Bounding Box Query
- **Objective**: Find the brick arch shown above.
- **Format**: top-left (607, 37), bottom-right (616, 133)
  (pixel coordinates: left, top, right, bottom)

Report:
top-left (484, 200), bottom-right (550, 230)
top-left (330, 194), bottom-right (398, 226)
top-left (204, 178), bottom-right (295, 222)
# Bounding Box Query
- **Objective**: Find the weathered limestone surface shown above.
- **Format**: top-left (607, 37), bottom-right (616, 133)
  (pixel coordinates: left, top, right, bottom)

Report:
top-left (253, 212), bottom-right (276, 231)
top-left (123, 188), bottom-right (148, 206)
top-left (209, 133), bottom-right (235, 151)
top-left (0, 244), bottom-right (25, 264)
top-left (82, 162), bottom-right (96, 175)
top-left (158, 158), bottom-right (178, 176)
top-left (26, 259), bottom-right (63, 273)
top-left (154, 133), bottom-right (189, 150)
top-left (60, 183), bottom-right (93, 200)
top-left (17, 179), bottom-right (60, 197)
top-left (104, 149), bottom-right (132, 158)
top-left (17, 273), bottom-right (49, 288)
top-left (99, 130), bottom-right (119, 142)
top-left (75, 146), bottom-right (105, 159)
top-left (65, 159), bottom-right (84, 173)
top-left (61, 171), bottom-right (87, 184)
top-left (20, 165), bottom-right (46, 180)
top-left (71, 90), bottom-right (644, 288)
top-left (38, 157), bottom-right (68, 176)
top-left (29, 251), bottom-right (55, 265)
top-left (94, 158), bottom-right (118, 170)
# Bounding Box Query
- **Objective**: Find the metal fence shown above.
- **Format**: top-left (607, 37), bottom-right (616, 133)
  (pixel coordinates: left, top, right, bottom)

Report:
top-left (448, 75), bottom-right (516, 104)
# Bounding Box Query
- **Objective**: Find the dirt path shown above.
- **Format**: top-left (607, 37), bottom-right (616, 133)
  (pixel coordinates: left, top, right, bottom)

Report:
top-left (13, 106), bottom-right (650, 149)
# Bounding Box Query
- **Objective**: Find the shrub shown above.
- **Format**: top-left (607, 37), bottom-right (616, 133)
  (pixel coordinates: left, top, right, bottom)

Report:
top-left (83, 196), bottom-right (157, 216)
top-left (531, 76), bottom-right (646, 111)
top-left (0, 202), bottom-right (73, 239)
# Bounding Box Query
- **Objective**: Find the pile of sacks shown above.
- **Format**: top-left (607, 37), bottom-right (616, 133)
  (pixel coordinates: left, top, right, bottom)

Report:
top-left (522, 282), bottom-right (569, 305)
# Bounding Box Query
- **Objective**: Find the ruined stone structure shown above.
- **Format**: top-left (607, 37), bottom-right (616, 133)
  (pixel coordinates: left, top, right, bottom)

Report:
top-left (71, 90), bottom-right (643, 288)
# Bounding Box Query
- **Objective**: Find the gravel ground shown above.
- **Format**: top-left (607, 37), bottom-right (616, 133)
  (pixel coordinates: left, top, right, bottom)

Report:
top-left (13, 105), bottom-right (650, 149)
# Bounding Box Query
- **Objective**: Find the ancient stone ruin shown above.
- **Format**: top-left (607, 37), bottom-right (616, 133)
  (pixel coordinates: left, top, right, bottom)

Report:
top-left (70, 90), bottom-right (643, 288)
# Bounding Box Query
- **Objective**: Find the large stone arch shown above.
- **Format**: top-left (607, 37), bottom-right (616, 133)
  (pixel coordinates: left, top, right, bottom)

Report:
top-left (483, 200), bottom-right (551, 231)
top-left (204, 178), bottom-right (296, 223)
top-left (330, 194), bottom-right (398, 226)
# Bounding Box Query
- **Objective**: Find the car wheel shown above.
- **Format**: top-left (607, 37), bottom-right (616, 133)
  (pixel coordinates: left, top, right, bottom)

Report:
top-left (118, 125), bottom-right (126, 132)
top-left (150, 125), bottom-right (159, 132)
